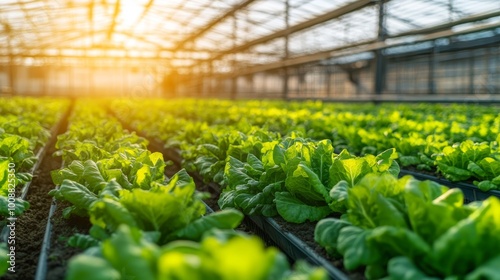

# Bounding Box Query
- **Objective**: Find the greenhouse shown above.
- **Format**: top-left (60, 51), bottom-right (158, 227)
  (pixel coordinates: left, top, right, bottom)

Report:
top-left (0, 0), bottom-right (500, 279)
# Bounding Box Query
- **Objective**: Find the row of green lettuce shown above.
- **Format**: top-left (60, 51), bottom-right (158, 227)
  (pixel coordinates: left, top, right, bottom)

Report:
top-left (110, 99), bottom-right (500, 191)
top-left (109, 98), bottom-right (500, 279)
top-left (112, 99), bottom-right (396, 223)
top-left (0, 97), bottom-right (68, 275)
top-left (314, 174), bottom-right (500, 280)
top-left (47, 101), bottom-right (327, 280)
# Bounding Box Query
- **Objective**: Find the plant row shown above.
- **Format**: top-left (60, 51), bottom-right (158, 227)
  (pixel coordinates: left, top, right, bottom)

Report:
top-left (0, 97), bottom-right (68, 275)
top-left (110, 98), bottom-right (500, 279)
top-left (49, 100), bottom-right (326, 280)
top-left (111, 99), bottom-right (500, 192)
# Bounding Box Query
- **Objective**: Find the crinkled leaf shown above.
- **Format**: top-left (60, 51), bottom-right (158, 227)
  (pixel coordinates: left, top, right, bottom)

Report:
top-left (167, 209), bottom-right (243, 242)
top-left (49, 179), bottom-right (98, 213)
top-left (314, 218), bottom-right (351, 257)
top-left (275, 192), bottom-right (331, 223)
top-left (328, 180), bottom-right (349, 213)
top-left (66, 255), bottom-right (120, 280)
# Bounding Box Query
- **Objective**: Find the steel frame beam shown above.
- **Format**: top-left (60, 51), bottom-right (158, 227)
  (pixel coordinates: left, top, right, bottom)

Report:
top-left (205, 0), bottom-right (375, 63)
top-left (209, 20), bottom-right (500, 78)
top-left (174, 0), bottom-right (257, 50)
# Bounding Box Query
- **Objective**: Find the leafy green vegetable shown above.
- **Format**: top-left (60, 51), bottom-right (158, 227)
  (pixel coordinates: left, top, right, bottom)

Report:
top-left (435, 140), bottom-right (490, 181)
top-left (166, 209), bottom-right (244, 242)
top-left (316, 172), bottom-right (500, 279)
top-left (275, 192), bottom-right (332, 223)
top-left (0, 243), bottom-right (9, 276)
top-left (219, 152), bottom-right (285, 217)
top-left (66, 225), bottom-right (327, 280)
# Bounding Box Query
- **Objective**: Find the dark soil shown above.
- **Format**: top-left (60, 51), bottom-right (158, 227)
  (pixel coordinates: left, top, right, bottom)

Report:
top-left (1, 141), bottom-right (62, 280)
top-left (195, 179), bottom-right (221, 211)
top-left (274, 216), bottom-right (365, 280)
top-left (45, 201), bottom-right (91, 280)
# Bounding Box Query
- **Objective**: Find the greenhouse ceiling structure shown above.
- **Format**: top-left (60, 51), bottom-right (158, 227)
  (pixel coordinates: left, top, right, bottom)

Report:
top-left (1, 0), bottom-right (500, 98)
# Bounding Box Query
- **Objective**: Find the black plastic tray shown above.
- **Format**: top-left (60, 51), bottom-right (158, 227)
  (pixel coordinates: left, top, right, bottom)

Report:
top-left (247, 215), bottom-right (349, 280)
top-left (399, 169), bottom-right (500, 203)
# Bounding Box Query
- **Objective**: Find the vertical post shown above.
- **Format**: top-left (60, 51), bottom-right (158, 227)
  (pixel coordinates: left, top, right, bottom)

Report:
top-left (283, 68), bottom-right (289, 99)
top-left (282, 0), bottom-right (290, 100)
top-left (8, 55), bottom-right (15, 95)
top-left (326, 66), bottom-right (332, 98)
top-left (230, 14), bottom-right (238, 99)
top-left (485, 47), bottom-right (492, 94)
top-left (374, 0), bottom-right (386, 95)
top-left (7, 26), bottom-right (15, 95)
top-left (429, 41), bottom-right (437, 94)
top-left (469, 50), bottom-right (474, 94)
top-left (448, 0), bottom-right (454, 21)
top-left (42, 65), bottom-right (48, 96)
top-left (206, 61), bottom-right (212, 97)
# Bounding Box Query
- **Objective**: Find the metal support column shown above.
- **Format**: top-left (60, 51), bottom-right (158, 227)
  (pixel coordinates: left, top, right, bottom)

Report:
top-left (230, 15), bottom-right (238, 99)
top-left (469, 50), bottom-right (475, 94)
top-left (207, 61), bottom-right (213, 97)
top-left (7, 26), bottom-right (15, 95)
top-left (282, 0), bottom-right (290, 100)
top-left (485, 47), bottom-right (493, 94)
top-left (374, 0), bottom-right (386, 95)
top-left (326, 66), bottom-right (332, 97)
top-left (429, 41), bottom-right (438, 94)
top-left (8, 56), bottom-right (15, 95)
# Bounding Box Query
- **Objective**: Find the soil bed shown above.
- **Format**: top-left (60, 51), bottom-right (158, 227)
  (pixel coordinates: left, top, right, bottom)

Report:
top-left (1, 143), bottom-right (62, 280)
top-left (44, 201), bottom-right (91, 280)
top-left (273, 216), bottom-right (365, 280)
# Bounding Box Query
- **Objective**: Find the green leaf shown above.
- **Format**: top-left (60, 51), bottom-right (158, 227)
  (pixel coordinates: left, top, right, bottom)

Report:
top-left (346, 174), bottom-right (407, 229)
top-left (50, 180), bottom-right (98, 213)
top-left (404, 180), bottom-right (470, 243)
top-left (66, 255), bottom-right (120, 280)
top-left (465, 255), bottom-right (500, 280)
top-left (98, 180), bottom-right (123, 199)
top-left (285, 163), bottom-right (330, 204)
top-left (0, 196), bottom-right (29, 217)
top-left (51, 160), bottom-right (85, 186)
top-left (399, 156), bottom-right (421, 167)
top-left (432, 197), bottom-right (500, 277)
top-left (330, 151), bottom-right (371, 188)
top-left (328, 180), bottom-right (349, 213)
top-left (367, 226), bottom-right (431, 261)
top-left (467, 161), bottom-right (487, 178)
top-left (310, 139), bottom-right (334, 185)
top-left (387, 257), bottom-right (440, 280)
top-left (101, 226), bottom-right (158, 280)
top-left (0, 243), bottom-right (8, 276)
top-left (275, 192), bottom-right (331, 223)
top-left (83, 160), bottom-right (107, 192)
top-left (68, 234), bottom-right (100, 249)
top-left (224, 156), bottom-right (258, 188)
top-left (476, 180), bottom-right (497, 192)
top-left (89, 198), bottom-right (137, 232)
top-left (436, 163), bottom-right (472, 181)
top-left (337, 226), bottom-right (382, 270)
top-left (314, 218), bottom-right (351, 257)
top-left (134, 165), bottom-right (152, 189)
top-left (167, 209), bottom-right (243, 242)
top-left (373, 148), bottom-right (399, 174)
top-left (272, 144), bottom-right (286, 167)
